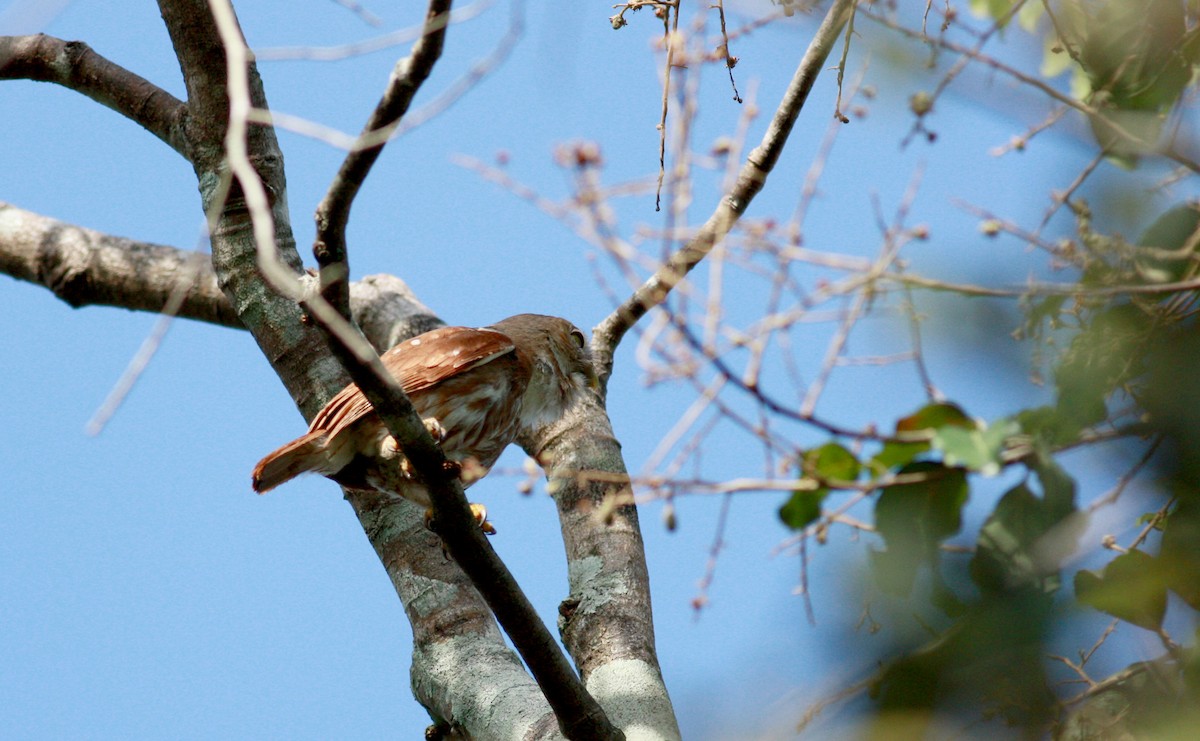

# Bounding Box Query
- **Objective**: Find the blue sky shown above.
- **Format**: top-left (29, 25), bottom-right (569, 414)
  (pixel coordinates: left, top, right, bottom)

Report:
top-left (2, 2), bottom-right (1194, 739)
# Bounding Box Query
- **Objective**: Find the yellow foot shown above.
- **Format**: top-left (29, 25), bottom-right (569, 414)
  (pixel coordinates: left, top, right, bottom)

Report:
top-left (471, 503), bottom-right (497, 535)
top-left (423, 503), bottom-right (496, 535)
top-left (423, 417), bottom-right (447, 442)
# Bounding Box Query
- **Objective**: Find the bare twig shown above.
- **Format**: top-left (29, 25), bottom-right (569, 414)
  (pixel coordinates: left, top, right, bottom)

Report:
top-left (691, 492), bottom-right (734, 614)
top-left (713, 0), bottom-right (742, 103)
top-left (328, 0), bottom-right (384, 28)
top-left (255, 0), bottom-right (490, 60)
top-left (654, 2), bottom-right (681, 212)
top-left (594, 0), bottom-right (857, 385)
top-left (85, 246), bottom-right (209, 435)
top-left (312, 0), bottom-right (452, 318)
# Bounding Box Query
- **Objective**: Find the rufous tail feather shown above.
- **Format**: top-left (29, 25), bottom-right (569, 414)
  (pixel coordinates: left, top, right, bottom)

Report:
top-left (251, 431), bottom-right (328, 493)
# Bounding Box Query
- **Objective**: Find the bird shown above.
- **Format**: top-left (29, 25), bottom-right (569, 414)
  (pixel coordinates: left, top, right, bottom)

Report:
top-left (251, 314), bottom-right (598, 529)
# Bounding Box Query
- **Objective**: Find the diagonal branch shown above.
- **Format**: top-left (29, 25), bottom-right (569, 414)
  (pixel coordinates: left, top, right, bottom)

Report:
top-left (592, 0), bottom-right (857, 384)
top-left (312, 0), bottom-right (452, 317)
top-left (0, 34), bottom-right (190, 159)
top-left (316, 313), bottom-right (623, 741)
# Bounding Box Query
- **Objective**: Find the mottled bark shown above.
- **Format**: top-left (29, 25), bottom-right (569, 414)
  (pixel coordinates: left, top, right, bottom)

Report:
top-left (521, 393), bottom-right (681, 741)
top-left (0, 202), bottom-right (238, 327)
top-left (0, 200), bottom-right (443, 336)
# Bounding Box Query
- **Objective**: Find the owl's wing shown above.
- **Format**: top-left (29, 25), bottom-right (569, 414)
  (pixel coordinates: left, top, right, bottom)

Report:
top-left (307, 326), bottom-right (515, 435)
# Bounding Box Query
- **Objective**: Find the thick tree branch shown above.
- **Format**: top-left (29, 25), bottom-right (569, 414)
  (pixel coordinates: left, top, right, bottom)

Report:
top-left (0, 34), bottom-right (189, 159)
top-left (0, 201), bottom-right (236, 326)
top-left (0, 200), bottom-right (444, 335)
top-left (520, 394), bottom-right (683, 740)
top-left (592, 0), bottom-right (857, 385)
top-left (313, 0), bottom-right (452, 317)
top-left (318, 317), bottom-right (622, 739)
top-left (153, 1), bottom-right (554, 735)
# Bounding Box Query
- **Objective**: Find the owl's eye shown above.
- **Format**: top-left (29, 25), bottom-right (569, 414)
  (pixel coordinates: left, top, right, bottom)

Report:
top-left (570, 329), bottom-right (587, 349)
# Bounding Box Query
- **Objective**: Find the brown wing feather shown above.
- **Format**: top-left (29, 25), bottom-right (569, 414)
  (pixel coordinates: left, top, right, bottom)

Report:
top-left (307, 326), bottom-right (515, 436)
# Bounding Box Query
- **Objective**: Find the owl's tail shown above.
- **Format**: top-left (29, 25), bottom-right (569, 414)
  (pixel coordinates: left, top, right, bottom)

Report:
top-left (252, 431), bottom-right (329, 493)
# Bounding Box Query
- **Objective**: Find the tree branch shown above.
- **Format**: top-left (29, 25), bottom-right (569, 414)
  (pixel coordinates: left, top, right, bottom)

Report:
top-left (0, 201), bottom-right (236, 326)
top-left (592, 0), bottom-right (857, 384)
top-left (0, 201), bottom-right (448, 338)
top-left (157, 0), bottom-right (622, 736)
top-left (313, 0), bottom-right (453, 317)
top-left (311, 307), bottom-right (622, 740)
top-left (0, 34), bottom-right (190, 159)
top-left (520, 393), bottom-right (683, 740)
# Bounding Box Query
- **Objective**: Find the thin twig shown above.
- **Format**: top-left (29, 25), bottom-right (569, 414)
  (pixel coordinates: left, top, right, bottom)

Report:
top-left (85, 242), bottom-right (209, 435)
top-left (713, 0), bottom-right (742, 103)
top-left (255, 0), bottom-right (490, 60)
top-left (654, 2), bottom-right (681, 211)
top-left (312, 0), bottom-right (453, 318)
top-left (595, 0), bottom-right (858, 384)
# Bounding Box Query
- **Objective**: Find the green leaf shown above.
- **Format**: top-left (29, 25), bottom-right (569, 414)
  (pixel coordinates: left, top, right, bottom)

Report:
top-left (1041, 34), bottom-right (1075, 79)
top-left (801, 442), bottom-right (861, 482)
top-left (781, 443), bottom-right (860, 531)
top-left (1078, 0), bottom-right (1191, 161)
top-left (971, 457), bottom-right (1078, 596)
top-left (1075, 550), bottom-right (1167, 632)
top-left (1080, 0), bottom-right (1189, 113)
top-left (1054, 303), bottom-right (1151, 430)
top-left (873, 463), bottom-right (969, 595)
top-left (871, 440), bottom-right (928, 472)
top-left (870, 590), bottom-right (1057, 726)
top-left (779, 487), bottom-right (827, 531)
top-left (1016, 1), bottom-right (1043, 32)
top-left (933, 417), bottom-right (1019, 475)
top-left (1134, 203), bottom-right (1200, 285)
top-left (1016, 405), bottom-right (1082, 447)
top-left (968, 0), bottom-right (1019, 25)
top-left (1030, 453), bottom-right (1076, 520)
top-left (1139, 203), bottom-right (1200, 250)
top-left (896, 402), bottom-right (973, 432)
top-left (872, 402), bottom-right (974, 472)
top-left (1159, 499), bottom-right (1200, 610)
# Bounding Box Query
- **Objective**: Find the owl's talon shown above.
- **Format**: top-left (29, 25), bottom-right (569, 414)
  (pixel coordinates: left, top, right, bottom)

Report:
top-left (380, 435), bottom-right (400, 458)
top-left (470, 503), bottom-right (497, 535)
top-left (423, 417), bottom-right (447, 442)
top-left (423, 503), bottom-right (496, 535)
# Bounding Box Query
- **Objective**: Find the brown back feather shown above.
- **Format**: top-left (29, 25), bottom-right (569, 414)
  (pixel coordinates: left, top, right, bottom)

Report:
top-left (307, 326), bottom-right (515, 437)
top-left (252, 326), bottom-right (518, 492)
